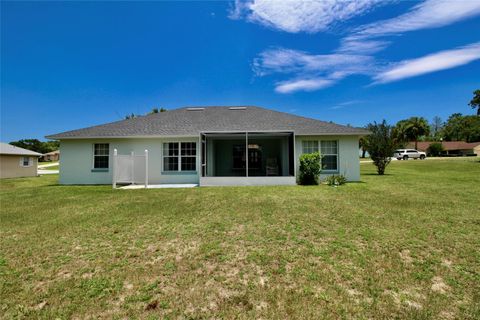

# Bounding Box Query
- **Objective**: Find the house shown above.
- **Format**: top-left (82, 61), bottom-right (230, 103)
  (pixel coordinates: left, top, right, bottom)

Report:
top-left (407, 141), bottom-right (480, 156)
top-left (46, 106), bottom-right (369, 186)
top-left (41, 150), bottom-right (60, 162)
top-left (0, 142), bottom-right (42, 179)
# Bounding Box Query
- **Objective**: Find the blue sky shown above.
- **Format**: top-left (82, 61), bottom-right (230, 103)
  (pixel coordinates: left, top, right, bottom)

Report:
top-left (1, 0), bottom-right (479, 142)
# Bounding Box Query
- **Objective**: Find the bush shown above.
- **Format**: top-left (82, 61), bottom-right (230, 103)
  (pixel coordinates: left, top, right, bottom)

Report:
top-left (427, 142), bottom-right (444, 156)
top-left (324, 175), bottom-right (347, 186)
top-left (299, 152), bottom-right (322, 185)
top-left (364, 120), bottom-right (401, 175)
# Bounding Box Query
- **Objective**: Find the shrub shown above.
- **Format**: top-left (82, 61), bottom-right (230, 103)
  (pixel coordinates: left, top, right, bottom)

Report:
top-left (299, 152), bottom-right (322, 185)
top-left (427, 142), bottom-right (444, 156)
top-left (364, 120), bottom-right (401, 175)
top-left (324, 175), bottom-right (347, 186)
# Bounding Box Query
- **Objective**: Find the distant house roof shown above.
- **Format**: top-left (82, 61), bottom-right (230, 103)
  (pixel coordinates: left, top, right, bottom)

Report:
top-left (44, 150), bottom-right (60, 155)
top-left (0, 142), bottom-right (42, 156)
top-left (407, 141), bottom-right (480, 151)
top-left (46, 106), bottom-right (369, 139)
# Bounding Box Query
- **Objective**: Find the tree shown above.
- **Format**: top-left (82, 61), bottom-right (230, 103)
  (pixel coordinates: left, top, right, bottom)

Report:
top-left (43, 141), bottom-right (60, 153)
top-left (427, 143), bottom-right (444, 157)
top-left (148, 107), bottom-right (167, 114)
top-left (298, 152), bottom-right (322, 185)
top-left (430, 116), bottom-right (443, 140)
top-left (127, 107), bottom-right (167, 119)
top-left (363, 120), bottom-right (401, 175)
top-left (359, 136), bottom-right (367, 158)
top-left (442, 113), bottom-right (480, 142)
top-left (9, 139), bottom-right (59, 154)
top-left (468, 89), bottom-right (480, 116)
top-left (394, 117), bottom-right (430, 149)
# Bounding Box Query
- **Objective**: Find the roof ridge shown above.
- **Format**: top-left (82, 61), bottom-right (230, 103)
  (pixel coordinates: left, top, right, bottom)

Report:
top-left (46, 105), bottom-right (370, 139)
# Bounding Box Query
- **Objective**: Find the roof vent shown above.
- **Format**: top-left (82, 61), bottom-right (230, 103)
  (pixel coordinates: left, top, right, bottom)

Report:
top-left (186, 107), bottom-right (205, 111)
top-left (228, 107), bottom-right (247, 110)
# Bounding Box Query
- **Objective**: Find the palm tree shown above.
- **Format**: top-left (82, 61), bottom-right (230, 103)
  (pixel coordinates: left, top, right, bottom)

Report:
top-left (395, 117), bottom-right (430, 149)
top-left (359, 137), bottom-right (367, 158)
top-left (469, 89), bottom-right (480, 115)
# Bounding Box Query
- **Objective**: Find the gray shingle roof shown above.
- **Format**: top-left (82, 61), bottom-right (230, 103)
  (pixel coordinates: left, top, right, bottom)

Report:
top-left (0, 142), bottom-right (43, 156)
top-left (46, 106), bottom-right (369, 139)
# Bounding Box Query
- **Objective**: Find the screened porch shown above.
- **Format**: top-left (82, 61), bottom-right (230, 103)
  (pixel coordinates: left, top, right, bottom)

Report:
top-left (199, 132), bottom-right (295, 185)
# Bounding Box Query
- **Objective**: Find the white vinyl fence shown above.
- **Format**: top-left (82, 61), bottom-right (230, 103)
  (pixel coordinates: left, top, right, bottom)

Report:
top-left (113, 149), bottom-right (148, 188)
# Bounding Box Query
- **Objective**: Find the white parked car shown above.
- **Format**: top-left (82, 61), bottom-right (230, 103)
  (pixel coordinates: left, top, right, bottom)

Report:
top-left (394, 149), bottom-right (426, 160)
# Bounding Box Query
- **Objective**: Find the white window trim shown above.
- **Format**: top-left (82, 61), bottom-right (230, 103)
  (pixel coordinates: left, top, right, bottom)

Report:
top-left (162, 141), bottom-right (197, 172)
top-left (301, 140), bottom-right (319, 155)
top-left (92, 143), bottom-right (110, 170)
top-left (320, 140), bottom-right (339, 173)
top-left (301, 139), bottom-right (339, 173)
top-left (20, 156), bottom-right (32, 167)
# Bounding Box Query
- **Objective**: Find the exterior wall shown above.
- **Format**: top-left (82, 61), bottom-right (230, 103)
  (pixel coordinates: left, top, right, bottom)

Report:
top-left (474, 145), bottom-right (480, 156)
top-left (444, 148), bottom-right (474, 156)
top-left (295, 135), bottom-right (361, 182)
top-left (0, 155), bottom-right (38, 179)
top-left (200, 176), bottom-right (296, 186)
top-left (59, 137), bottom-right (200, 185)
top-left (41, 152), bottom-right (59, 162)
top-left (59, 134), bottom-right (361, 185)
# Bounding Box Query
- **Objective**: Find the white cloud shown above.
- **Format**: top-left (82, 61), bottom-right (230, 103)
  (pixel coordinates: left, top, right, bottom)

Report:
top-left (254, 48), bottom-right (374, 76)
top-left (329, 99), bottom-right (364, 109)
top-left (231, 0), bottom-right (384, 33)
top-left (337, 39), bottom-right (390, 54)
top-left (238, 0), bottom-right (480, 93)
top-left (254, 48), bottom-right (376, 93)
top-left (275, 78), bottom-right (335, 93)
top-left (374, 42), bottom-right (480, 83)
top-left (354, 0), bottom-right (480, 38)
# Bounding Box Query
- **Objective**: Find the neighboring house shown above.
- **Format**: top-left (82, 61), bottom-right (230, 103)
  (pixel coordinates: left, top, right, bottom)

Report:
top-left (46, 106), bottom-right (369, 186)
top-left (408, 141), bottom-right (480, 156)
top-left (0, 142), bottom-right (42, 179)
top-left (41, 150), bottom-right (60, 162)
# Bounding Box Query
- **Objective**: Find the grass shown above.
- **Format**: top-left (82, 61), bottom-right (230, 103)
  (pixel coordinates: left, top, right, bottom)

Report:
top-left (1, 159), bottom-right (479, 319)
top-left (39, 165), bottom-right (59, 171)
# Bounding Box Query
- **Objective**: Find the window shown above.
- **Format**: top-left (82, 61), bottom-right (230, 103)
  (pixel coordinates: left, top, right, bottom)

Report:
top-left (163, 142), bottom-right (179, 171)
top-left (93, 143), bottom-right (109, 169)
top-left (21, 156), bottom-right (30, 167)
top-left (302, 140), bottom-right (319, 154)
top-left (163, 142), bottom-right (196, 171)
top-left (321, 141), bottom-right (338, 171)
top-left (181, 142), bottom-right (196, 171)
top-left (302, 140), bottom-right (338, 171)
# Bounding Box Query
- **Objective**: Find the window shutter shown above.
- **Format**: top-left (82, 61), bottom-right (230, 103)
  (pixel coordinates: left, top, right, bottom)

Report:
top-left (29, 157), bottom-right (33, 166)
top-left (19, 157), bottom-right (23, 166)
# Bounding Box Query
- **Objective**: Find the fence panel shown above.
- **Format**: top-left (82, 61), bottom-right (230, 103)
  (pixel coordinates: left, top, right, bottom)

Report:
top-left (113, 150), bottom-right (148, 187)
top-left (116, 155), bottom-right (133, 183)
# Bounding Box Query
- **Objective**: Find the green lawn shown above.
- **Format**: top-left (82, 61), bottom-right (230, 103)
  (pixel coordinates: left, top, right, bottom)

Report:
top-left (1, 159), bottom-right (479, 319)
top-left (40, 165), bottom-right (59, 171)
